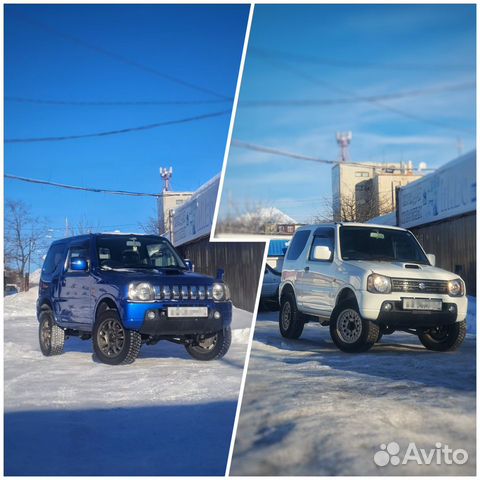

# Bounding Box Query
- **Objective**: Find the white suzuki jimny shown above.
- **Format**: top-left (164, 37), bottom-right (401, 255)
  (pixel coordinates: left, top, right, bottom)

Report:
top-left (279, 223), bottom-right (468, 353)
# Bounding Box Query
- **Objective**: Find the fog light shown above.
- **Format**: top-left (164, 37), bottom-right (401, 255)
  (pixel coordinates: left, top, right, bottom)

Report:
top-left (146, 310), bottom-right (157, 320)
top-left (384, 302), bottom-right (393, 311)
top-left (213, 311), bottom-right (221, 320)
top-left (448, 305), bottom-right (456, 313)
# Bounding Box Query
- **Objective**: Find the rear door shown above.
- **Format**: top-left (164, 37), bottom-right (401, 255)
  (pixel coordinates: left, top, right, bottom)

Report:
top-left (58, 240), bottom-right (93, 325)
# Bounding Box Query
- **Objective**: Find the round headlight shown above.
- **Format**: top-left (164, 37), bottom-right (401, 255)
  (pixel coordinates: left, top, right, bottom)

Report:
top-left (129, 282), bottom-right (154, 301)
top-left (448, 279), bottom-right (463, 297)
top-left (367, 274), bottom-right (391, 294)
top-left (212, 283), bottom-right (225, 301)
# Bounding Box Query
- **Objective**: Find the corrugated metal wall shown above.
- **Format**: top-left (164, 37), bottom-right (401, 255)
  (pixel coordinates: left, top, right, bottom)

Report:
top-left (177, 237), bottom-right (265, 311)
top-left (411, 212), bottom-right (476, 295)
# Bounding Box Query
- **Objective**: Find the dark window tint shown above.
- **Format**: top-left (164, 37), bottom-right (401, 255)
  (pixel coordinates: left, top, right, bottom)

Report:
top-left (286, 230), bottom-right (311, 261)
top-left (66, 242), bottom-right (90, 272)
top-left (42, 244), bottom-right (65, 274)
top-left (309, 230), bottom-right (335, 262)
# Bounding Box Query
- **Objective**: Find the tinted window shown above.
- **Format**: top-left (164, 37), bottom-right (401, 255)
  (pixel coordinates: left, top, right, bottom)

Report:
top-left (42, 244), bottom-right (65, 274)
top-left (309, 230), bottom-right (335, 262)
top-left (66, 242), bottom-right (90, 272)
top-left (286, 230), bottom-right (311, 261)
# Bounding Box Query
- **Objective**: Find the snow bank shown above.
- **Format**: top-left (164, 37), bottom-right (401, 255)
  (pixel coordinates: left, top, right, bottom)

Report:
top-left (4, 288), bottom-right (250, 475)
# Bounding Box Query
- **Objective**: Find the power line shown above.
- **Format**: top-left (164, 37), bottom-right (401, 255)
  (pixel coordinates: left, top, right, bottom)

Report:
top-left (6, 174), bottom-right (163, 197)
top-left (251, 47), bottom-right (475, 71)
top-left (254, 53), bottom-right (474, 135)
top-left (8, 82), bottom-right (473, 109)
top-left (17, 13), bottom-right (231, 100)
top-left (5, 96), bottom-right (231, 107)
top-left (5, 109), bottom-right (230, 143)
top-left (231, 139), bottom-right (436, 171)
top-left (239, 82), bottom-right (474, 107)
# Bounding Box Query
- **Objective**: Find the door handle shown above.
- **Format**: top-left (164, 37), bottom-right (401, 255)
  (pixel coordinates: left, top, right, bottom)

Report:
top-left (304, 266), bottom-right (310, 272)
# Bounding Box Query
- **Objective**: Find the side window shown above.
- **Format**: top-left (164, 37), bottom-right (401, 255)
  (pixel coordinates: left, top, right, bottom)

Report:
top-left (286, 230), bottom-right (311, 261)
top-left (309, 231), bottom-right (335, 262)
top-left (42, 244), bottom-right (66, 274)
top-left (66, 242), bottom-right (90, 273)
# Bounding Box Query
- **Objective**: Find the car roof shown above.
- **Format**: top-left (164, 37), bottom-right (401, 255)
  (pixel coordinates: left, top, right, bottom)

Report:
top-left (50, 232), bottom-right (166, 245)
top-left (295, 222), bottom-right (407, 233)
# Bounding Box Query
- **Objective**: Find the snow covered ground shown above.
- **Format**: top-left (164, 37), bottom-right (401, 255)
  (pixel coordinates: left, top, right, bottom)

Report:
top-left (230, 306), bottom-right (476, 476)
top-left (4, 285), bottom-right (253, 476)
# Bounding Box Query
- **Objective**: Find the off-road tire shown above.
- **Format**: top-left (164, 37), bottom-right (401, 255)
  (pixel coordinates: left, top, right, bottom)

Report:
top-left (93, 310), bottom-right (142, 365)
top-left (39, 309), bottom-right (65, 356)
top-left (279, 291), bottom-right (305, 339)
top-left (185, 327), bottom-right (231, 361)
top-left (330, 301), bottom-right (379, 353)
top-left (418, 320), bottom-right (467, 352)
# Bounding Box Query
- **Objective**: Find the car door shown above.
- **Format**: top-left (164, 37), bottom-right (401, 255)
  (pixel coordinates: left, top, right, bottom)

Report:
top-left (58, 240), bottom-right (93, 325)
top-left (301, 227), bottom-right (336, 316)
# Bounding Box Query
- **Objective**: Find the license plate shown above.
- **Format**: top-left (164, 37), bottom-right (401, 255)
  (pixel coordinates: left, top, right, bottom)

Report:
top-left (402, 298), bottom-right (442, 311)
top-left (167, 307), bottom-right (208, 318)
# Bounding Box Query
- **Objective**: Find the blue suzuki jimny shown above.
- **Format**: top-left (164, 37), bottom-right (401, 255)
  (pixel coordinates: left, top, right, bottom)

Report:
top-left (37, 233), bottom-right (232, 365)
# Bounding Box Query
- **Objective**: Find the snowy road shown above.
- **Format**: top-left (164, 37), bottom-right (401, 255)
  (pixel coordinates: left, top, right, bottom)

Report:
top-left (4, 288), bottom-right (252, 475)
top-left (230, 309), bottom-right (476, 476)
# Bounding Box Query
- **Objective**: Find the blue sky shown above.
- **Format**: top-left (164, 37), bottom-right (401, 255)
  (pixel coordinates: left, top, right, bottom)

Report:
top-left (218, 4), bottom-right (476, 224)
top-left (5, 4), bottom-right (249, 247)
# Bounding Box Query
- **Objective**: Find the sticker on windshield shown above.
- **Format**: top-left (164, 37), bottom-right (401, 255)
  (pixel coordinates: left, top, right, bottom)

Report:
top-left (370, 231), bottom-right (385, 240)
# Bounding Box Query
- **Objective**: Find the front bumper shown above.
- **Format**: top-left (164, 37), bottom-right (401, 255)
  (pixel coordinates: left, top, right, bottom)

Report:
top-left (121, 300), bottom-right (232, 336)
top-left (357, 290), bottom-right (468, 325)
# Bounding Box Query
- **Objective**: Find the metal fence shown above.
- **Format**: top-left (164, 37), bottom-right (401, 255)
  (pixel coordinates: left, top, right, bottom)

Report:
top-left (177, 237), bottom-right (266, 311)
top-left (411, 212), bottom-right (476, 296)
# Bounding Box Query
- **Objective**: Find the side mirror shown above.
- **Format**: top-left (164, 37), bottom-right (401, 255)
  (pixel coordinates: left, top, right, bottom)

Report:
top-left (427, 253), bottom-right (436, 266)
top-left (70, 257), bottom-right (88, 271)
top-left (184, 259), bottom-right (194, 272)
top-left (312, 246), bottom-right (332, 261)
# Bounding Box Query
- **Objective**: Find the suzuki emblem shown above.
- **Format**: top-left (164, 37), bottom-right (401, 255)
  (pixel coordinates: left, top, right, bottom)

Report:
top-left (418, 282), bottom-right (426, 290)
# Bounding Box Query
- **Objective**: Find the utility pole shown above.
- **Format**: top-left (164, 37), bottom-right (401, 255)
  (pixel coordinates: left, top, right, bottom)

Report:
top-left (65, 217), bottom-right (70, 237)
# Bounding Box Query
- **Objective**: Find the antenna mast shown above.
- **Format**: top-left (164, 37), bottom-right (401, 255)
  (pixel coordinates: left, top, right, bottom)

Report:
top-left (160, 166), bottom-right (173, 192)
top-left (336, 131), bottom-right (352, 162)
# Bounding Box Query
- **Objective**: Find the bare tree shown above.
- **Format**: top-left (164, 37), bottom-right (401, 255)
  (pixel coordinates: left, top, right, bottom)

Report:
top-left (139, 212), bottom-right (162, 236)
top-left (5, 199), bottom-right (48, 290)
top-left (313, 189), bottom-right (392, 224)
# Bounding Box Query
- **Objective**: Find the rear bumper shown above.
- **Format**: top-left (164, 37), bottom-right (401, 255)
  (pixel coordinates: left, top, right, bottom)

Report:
top-left (121, 300), bottom-right (232, 336)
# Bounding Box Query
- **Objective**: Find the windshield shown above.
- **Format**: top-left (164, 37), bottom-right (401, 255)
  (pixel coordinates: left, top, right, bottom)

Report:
top-left (339, 226), bottom-right (429, 264)
top-left (96, 235), bottom-right (186, 270)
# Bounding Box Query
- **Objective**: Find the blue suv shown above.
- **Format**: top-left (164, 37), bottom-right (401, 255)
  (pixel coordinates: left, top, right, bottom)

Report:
top-left (37, 233), bottom-right (232, 365)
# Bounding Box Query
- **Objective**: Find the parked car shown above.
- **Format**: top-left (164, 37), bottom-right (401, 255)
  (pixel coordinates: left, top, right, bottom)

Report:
top-left (260, 264), bottom-right (281, 309)
top-left (37, 233), bottom-right (232, 365)
top-left (279, 223), bottom-right (468, 353)
top-left (4, 284), bottom-right (19, 296)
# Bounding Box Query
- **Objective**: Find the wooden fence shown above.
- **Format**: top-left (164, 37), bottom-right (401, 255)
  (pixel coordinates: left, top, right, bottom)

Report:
top-left (411, 212), bottom-right (476, 296)
top-left (177, 237), bottom-right (266, 311)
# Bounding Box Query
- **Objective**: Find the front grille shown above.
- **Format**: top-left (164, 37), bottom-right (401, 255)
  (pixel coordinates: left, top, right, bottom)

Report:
top-left (154, 285), bottom-right (213, 301)
top-left (391, 278), bottom-right (449, 294)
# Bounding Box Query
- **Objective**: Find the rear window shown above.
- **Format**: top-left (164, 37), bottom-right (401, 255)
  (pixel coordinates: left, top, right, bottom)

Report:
top-left (42, 244), bottom-right (65, 274)
top-left (286, 230), bottom-right (311, 261)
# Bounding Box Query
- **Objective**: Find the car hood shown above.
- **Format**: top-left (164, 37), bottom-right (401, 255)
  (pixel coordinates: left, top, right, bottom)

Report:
top-left (344, 260), bottom-right (458, 280)
top-left (100, 269), bottom-right (217, 285)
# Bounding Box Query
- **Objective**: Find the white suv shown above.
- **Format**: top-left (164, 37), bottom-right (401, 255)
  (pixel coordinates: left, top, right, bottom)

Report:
top-left (279, 223), bottom-right (468, 353)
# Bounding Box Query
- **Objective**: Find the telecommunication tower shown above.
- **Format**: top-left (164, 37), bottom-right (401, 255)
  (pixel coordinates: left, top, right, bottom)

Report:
top-left (160, 166), bottom-right (173, 192)
top-left (336, 131), bottom-right (352, 162)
